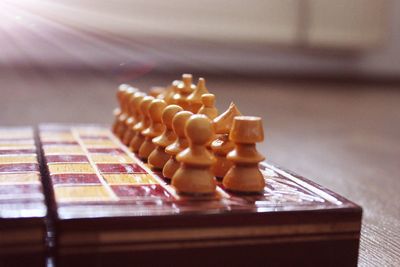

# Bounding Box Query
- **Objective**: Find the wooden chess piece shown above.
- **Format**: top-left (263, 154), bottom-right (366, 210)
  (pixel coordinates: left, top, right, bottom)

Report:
top-left (138, 99), bottom-right (167, 161)
top-left (116, 87), bottom-right (138, 139)
top-left (149, 86), bottom-right (166, 98)
top-left (112, 84), bottom-right (128, 134)
top-left (211, 102), bottom-right (242, 179)
top-left (129, 95), bottom-right (154, 153)
top-left (198, 93), bottom-right (218, 120)
top-left (122, 92), bottom-right (146, 145)
top-left (163, 111), bottom-right (193, 179)
top-left (148, 105), bottom-right (183, 170)
top-left (166, 80), bottom-right (180, 105)
top-left (187, 78), bottom-right (209, 113)
top-left (172, 114), bottom-right (217, 195)
top-left (223, 116), bottom-right (265, 193)
top-left (161, 82), bottom-right (177, 104)
top-left (172, 74), bottom-right (195, 110)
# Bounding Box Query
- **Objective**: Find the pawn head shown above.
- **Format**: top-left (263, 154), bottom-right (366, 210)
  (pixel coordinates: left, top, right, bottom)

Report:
top-left (162, 105), bottom-right (183, 129)
top-left (130, 92), bottom-right (146, 114)
top-left (148, 99), bottom-right (167, 122)
top-left (140, 96), bottom-right (155, 116)
top-left (172, 111), bottom-right (193, 138)
top-left (117, 84), bottom-right (129, 101)
top-left (185, 114), bottom-right (214, 145)
top-left (123, 87), bottom-right (136, 103)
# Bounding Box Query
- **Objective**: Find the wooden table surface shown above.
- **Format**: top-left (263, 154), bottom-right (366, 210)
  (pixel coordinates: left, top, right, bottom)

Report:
top-left (1, 69), bottom-right (399, 266)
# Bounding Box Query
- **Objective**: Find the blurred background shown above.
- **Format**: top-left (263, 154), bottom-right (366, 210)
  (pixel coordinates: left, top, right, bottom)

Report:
top-left (1, 0), bottom-right (398, 76)
top-left (0, 1), bottom-right (399, 266)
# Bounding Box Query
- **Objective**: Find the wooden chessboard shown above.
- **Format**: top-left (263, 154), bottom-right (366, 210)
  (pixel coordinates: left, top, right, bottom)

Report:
top-left (0, 127), bottom-right (47, 266)
top-left (36, 124), bottom-right (362, 267)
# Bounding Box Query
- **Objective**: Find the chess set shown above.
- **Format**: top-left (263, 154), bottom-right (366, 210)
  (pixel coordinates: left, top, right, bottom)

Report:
top-left (0, 74), bottom-right (362, 267)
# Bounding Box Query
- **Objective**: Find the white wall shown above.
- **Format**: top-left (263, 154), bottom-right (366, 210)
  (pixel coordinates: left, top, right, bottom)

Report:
top-left (1, 0), bottom-right (399, 77)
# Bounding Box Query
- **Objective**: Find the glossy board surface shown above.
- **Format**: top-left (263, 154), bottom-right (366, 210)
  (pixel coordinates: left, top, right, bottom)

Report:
top-left (39, 124), bottom-right (362, 266)
top-left (39, 125), bottom-right (358, 219)
top-left (0, 127), bottom-right (46, 265)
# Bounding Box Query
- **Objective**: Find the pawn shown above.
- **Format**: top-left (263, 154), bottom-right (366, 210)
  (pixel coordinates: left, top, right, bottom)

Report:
top-left (129, 95), bottom-right (154, 153)
top-left (148, 105), bottom-right (183, 170)
top-left (138, 99), bottom-right (167, 161)
top-left (122, 92), bottom-right (146, 145)
top-left (112, 84), bottom-right (128, 134)
top-left (163, 111), bottom-right (193, 179)
top-left (211, 102), bottom-right (242, 179)
top-left (172, 114), bottom-right (216, 195)
top-left (198, 93), bottom-right (218, 120)
top-left (187, 78), bottom-right (209, 113)
top-left (166, 80), bottom-right (180, 105)
top-left (172, 74), bottom-right (195, 110)
top-left (116, 87), bottom-right (137, 139)
top-left (223, 116), bottom-right (265, 193)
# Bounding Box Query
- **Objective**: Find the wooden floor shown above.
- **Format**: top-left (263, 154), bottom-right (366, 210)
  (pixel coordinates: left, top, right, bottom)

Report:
top-left (1, 68), bottom-right (399, 266)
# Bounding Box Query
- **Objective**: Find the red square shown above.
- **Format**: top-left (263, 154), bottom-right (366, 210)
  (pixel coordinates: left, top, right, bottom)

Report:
top-left (51, 174), bottom-right (101, 185)
top-left (0, 163), bottom-right (39, 172)
top-left (0, 184), bottom-right (42, 196)
top-left (0, 149), bottom-right (36, 155)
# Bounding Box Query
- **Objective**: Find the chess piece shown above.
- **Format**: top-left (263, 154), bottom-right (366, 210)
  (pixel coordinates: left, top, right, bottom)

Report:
top-left (116, 87), bottom-right (137, 139)
top-left (161, 82), bottom-right (177, 104)
top-left (163, 111), bottom-right (193, 179)
top-left (112, 84), bottom-right (128, 134)
top-left (129, 95), bottom-right (154, 153)
top-left (148, 105), bottom-right (183, 170)
top-left (172, 114), bottom-right (216, 195)
top-left (138, 99), bottom-right (167, 161)
top-left (149, 86), bottom-right (166, 98)
top-left (122, 92), bottom-right (146, 145)
top-left (166, 80), bottom-right (180, 105)
top-left (187, 78), bottom-right (209, 113)
top-left (198, 93), bottom-right (218, 120)
top-left (223, 116), bottom-right (265, 193)
top-left (211, 102), bottom-right (242, 179)
top-left (172, 74), bottom-right (195, 110)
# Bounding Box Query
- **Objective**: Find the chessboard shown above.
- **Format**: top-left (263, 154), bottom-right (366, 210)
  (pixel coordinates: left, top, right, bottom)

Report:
top-left (0, 74), bottom-right (362, 267)
top-left (37, 124), bottom-right (361, 267)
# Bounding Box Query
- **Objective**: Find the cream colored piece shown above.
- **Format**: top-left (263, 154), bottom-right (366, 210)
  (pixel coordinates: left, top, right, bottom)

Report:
top-left (138, 99), bottom-right (167, 161)
top-left (149, 86), bottom-right (166, 98)
top-left (115, 86), bottom-right (137, 138)
top-left (187, 78), bottom-right (209, 113)
top-left (198, 93), bottom-right (218, 120)
top-left (172, 74), bottom-right (195, 110)
top-left (162, 110), bottom-right (193, 179)
top-left (129, 95), bottom-right (154, 153)
top-left (148, 105), bottom-right (183, 170)
top-left (112, 84), bottom-right (128, 134)
top-left (122, 92), bottom-right (146, 146)
top-left (223, 116), bottom-right (265, 193)
top-left (211, 102), bottom-right (242, 179)
top-left (172, 114), bottom-right (216, 195)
